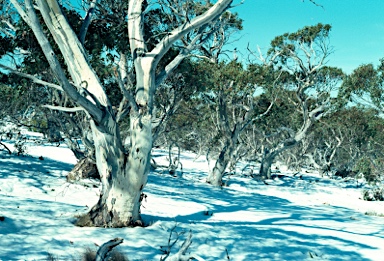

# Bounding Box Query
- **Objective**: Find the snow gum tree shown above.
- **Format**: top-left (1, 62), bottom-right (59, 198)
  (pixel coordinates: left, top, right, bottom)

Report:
top-left (255, 23), bottom-right (344, 179)
top-left (340, 60), bottom-right (384, 113)
top-left (203, 62), bottom-right (274, 186)
top-left (6, 0), bottom-right (236, 227)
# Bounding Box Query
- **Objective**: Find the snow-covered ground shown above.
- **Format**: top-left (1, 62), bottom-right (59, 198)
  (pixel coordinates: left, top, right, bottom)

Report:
top-left (1, 127), bottom-right (384, 260)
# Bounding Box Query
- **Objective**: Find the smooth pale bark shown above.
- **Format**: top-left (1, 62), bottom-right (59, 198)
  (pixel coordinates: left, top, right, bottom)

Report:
top-left (206, 90), bottom-right (236, 186)
top-left (259, 102), bottom-right (326, 179)
top-left (37, 0), bottom-right (109, 106)
top-left (207, 140), bottom-right (236, 186)
top-left (88, 114), bottom-right (149, 226)
top-left (259, 139), bottom-right (296, 179)
top-left (30, 0), bottom-right (145, 226)
top-left (95, 238), bottom-right (124, 261)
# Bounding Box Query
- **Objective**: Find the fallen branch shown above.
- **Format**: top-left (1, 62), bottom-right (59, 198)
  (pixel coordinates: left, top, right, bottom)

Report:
top-left (0, 141), bottom-right (12, 154)
top-left (95, 237), bottom-right (124, 261)
top-left (161, 230), bottom-right (204, 261)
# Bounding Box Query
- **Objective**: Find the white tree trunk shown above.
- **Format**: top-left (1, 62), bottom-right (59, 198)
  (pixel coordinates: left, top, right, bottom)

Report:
top-left (88, 92), bottom-right (152, 227)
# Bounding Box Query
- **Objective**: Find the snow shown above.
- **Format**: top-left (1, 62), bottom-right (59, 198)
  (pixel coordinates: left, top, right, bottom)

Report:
top-left (1, 129), bottom-right (384, 260)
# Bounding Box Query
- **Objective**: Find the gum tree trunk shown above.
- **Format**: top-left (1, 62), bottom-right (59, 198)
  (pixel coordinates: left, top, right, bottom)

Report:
top-left (259, 154), bottom-right (273, 180)
top-left (88, 108), bottom-right (151, 226)
top-left (206, 90), bottom-right (239, 186)
top-left (207, 140), bottom-right (236, 186)
top-left (259, 148), bottom-right (283, 180)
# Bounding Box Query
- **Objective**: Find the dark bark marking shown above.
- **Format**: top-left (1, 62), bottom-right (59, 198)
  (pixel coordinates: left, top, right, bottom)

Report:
top-left (107, 169), bottom-right (112, 183)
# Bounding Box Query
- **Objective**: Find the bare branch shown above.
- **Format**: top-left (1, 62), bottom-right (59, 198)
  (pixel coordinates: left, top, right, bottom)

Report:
top-left (19, 0), bottom-right (103, 121)
top-left (160, 229), bottom-right (197, 261)
top-left (150, 0), bottom-right (234, 66)
top-left (155, 32), bottom-right (202, 87)
top-left (78, 0), bottom-right (98, 45)
top-left (0, 64), bottom-right (63, 91)
top-left (42, 105), bottom-right (86, 112)
top-left (0, 141), bottom-right (12, 154)
top-left (304, 0), bottom-right (324, 8)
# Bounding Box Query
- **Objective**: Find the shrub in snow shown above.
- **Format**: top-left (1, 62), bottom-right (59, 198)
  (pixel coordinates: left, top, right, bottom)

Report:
top-left (362, 186), bottom-right (384, 201)
top-left (354, 157), bottom-right (381, 184)
top-left (14, 137), bottom-right (28, 156)
top-left (0, 126), bottom-right (28, 156)
top-left (365, 211), bottom-right (384, 217)
top-left (333, 168), bottom-right (356, 179)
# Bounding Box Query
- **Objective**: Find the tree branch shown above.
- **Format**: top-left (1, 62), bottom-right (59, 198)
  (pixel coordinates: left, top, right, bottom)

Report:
top-left (150, 0), bottom-right (234, 67)
top-left (78, 0), bottom-right (98, 45)
top-left (0, 64), bottom-right (63, 91)
top-left (9, 0), bottom-right (103, 122)
top-left (155, 32), bottom-right (202, 87)
top-left (95, 238), bottom-right (124, 261)
top-left (42, 105), bottom-right (86, 112)
top-left (36, 0), bottom-right (110, 108)
top-left (0, 141), bottom-right (12, 154)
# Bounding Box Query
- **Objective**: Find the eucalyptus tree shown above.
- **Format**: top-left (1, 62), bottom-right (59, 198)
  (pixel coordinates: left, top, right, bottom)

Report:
top-left (339, 60), bottom-right (384, 114)
top-left (307, 107), bottom-right (384, 181)
top-left (200, 61), bottom-right (275, 186)
top-left (4, 0), bottom-right (238, 227)
top-left (300, 120), bottom-right (344, 174)
top-left (254, 23), bottom-right (344, 179)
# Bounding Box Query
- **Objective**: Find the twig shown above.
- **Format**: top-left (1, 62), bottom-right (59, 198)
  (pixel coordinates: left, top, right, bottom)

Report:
top-left (225, 248), bottom-right (230, 260)
top-left (0, 141), bottom-right (12, 154)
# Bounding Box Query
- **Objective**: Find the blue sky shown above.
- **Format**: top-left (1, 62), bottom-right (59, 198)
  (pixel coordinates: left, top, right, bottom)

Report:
top-left (231, 0), bottom-right (384, 74)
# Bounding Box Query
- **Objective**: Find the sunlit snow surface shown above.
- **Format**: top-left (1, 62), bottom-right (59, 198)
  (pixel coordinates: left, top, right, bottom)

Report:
top-left (1, 126), bottom-right (384, 260)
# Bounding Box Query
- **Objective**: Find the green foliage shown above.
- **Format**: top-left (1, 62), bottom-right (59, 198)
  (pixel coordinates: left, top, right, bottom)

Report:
top-left (340, 59), bottom-right (384, 112)
top-left (340, 64), bottom-right (377, 102)
top-left (305, 106), bottom-right (384, 177)
top-left (267, 23), bottom-right (333, 83)
top-left (353, 157), bottom-right (375, 183)
top-left (270, 23), bottom-right (331, 51)
top-left (26, 118), bottom-right (48, 132)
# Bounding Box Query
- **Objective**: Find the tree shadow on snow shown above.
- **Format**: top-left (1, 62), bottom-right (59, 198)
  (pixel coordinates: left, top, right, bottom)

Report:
top-left (142, 171), bottom-right (383, 260)
top-left (0, 153), bottom-right (73, 193)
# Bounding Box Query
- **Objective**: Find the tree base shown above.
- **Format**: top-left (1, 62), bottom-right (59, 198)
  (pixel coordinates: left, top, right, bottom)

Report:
top-left (75, 197), bottom-right (146, 228)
